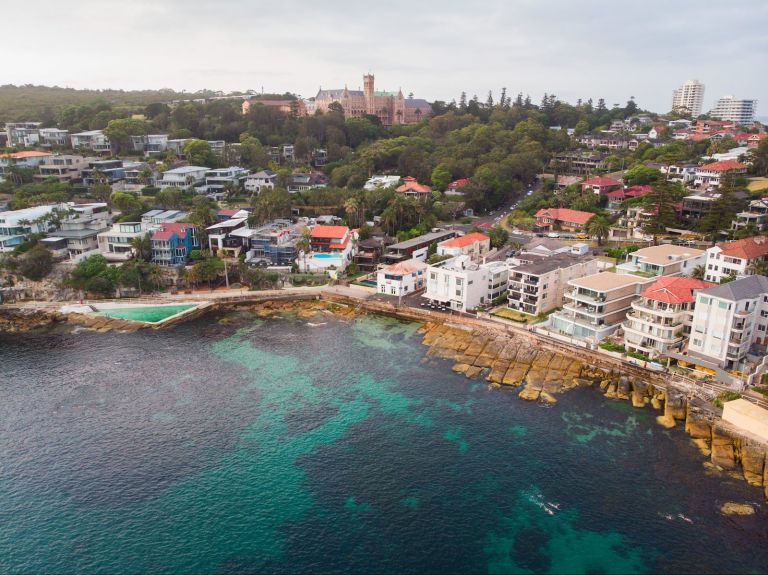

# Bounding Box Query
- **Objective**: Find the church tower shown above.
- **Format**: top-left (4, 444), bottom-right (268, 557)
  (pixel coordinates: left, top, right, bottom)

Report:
top-left (363, 73), bottom-right (375, 115)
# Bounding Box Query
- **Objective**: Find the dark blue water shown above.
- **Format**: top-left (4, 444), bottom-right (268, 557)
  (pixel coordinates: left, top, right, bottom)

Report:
top-left (1, 311), bottom-right (766, 574)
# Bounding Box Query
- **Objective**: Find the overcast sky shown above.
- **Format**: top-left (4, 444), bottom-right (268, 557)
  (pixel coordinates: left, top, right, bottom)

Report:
top-left (5, 0), bottom-right (766, 114)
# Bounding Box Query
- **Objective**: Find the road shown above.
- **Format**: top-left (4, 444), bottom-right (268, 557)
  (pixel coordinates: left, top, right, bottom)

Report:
top-left (449, 177), bottom-right (543, 233)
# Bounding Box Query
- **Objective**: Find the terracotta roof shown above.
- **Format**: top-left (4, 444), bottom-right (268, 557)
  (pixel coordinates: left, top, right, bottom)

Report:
top-left (641, 276), bottom-right (714, 305)
top-left (151, 223), bottom-right (196, 241)
top-left (606, 185), bottom-right (651, 200)
top-left (380, 259), bottom-right (427, 275)
top-left (217, 209), bottom-right (239, 217)
top-left (698, 160), bottom-right (747, 172)
top-left (582, 176), bottom-right (621, 187)
top-left (311, 225), bottom-right (349, 239)
top-left (396, 180), bottom-right (432, 194)
top-left (535, 207), bottom-right (595, 225)
top-left (439, 232), bottom-right (489, 249)
top-left (715, 236), bottom-right (768, 260)
top-left (447, 178), bottom-right (469, 189)
top-left (1, 151), bottom-right (53, 159)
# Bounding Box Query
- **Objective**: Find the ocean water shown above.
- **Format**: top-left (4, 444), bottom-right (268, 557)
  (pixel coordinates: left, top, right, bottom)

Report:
top-left (1, 311), bottom-right (767, 574)
top-left (95, 303), bottom-right (198, 323)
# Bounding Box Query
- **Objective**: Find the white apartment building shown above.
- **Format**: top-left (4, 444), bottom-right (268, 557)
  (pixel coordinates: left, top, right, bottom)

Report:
top-left (96, 222), bottom-right (151, 262)
top-left (622, 276), bottom-right (714, 358)
top-left (39, 128), bottom-right (70, 147)
top-left (710, 96), bottom-right (758, 125)
top-left (0, 203), bottom-right (67, 252)
top-left (4, 122), bottom-right (41, 147)
top-left (244, 170), bottom-right (277, 194)
top-left (377, 259), bottom-right (427, 296)
top-left (507, 253), bottom-right (598, 316)
top-left (704, 236), bottom-right (768, 283)
top-left (687, 275), bottom-right (768, 370)
top-left (156, 166), bottom-right (210, 190)
top-left (616, 244), bottom-right (705, 278)
top-left (70, 130), bottom-right (112, 153)
top-left (671, 80), bottom-right (705, 117)
top-left (423, 255), bottom-right (508, 312)
top-left (436, 232), bottom-right (490, 261)
top-left (549, 272), bottom-right (654, 343)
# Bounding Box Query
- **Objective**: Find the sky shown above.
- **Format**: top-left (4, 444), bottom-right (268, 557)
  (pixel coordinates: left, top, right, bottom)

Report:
top-left (5, 0), bottom-right (767, 115)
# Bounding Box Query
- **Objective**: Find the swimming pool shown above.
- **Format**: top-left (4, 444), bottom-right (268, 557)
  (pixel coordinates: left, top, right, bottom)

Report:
top-left (312, 254), bottom-right (337, 259)
top-left (95, 303), bottom-right (198, 323)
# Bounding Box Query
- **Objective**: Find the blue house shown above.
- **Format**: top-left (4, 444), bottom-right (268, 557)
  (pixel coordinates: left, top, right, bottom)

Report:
top-left (150, 223), bottom-right (199, 267)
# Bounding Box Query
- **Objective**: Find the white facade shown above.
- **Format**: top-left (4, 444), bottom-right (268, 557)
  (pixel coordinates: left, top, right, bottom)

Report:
top-left (711, 96), bottom-right (758, 125)
top-left (156, 166), bottom-right (210, 189)
top-left (70, 130), bottom-right (112, 153)
top-left (244, 170), bottom-right (277, 194)
top-left (671, 80), bottom-right (705, 117)
top-left (424, 255), bottom-right (508, 312)
top-left (4, 122), bottom-right (41, 147)
top-left (96, 222), bottom-right (150, 261)
top-left (703, 238), bottom-right (768, 283)
top-left (0, 204), bottom-right (67, 252)
top-left (377, 259), bottom-right (427, 296)
top-left (364, 175), bottom-right (400, 191)
top-left (204, 166), bottom-right (249, 195)
top-left (39, 128), bottom-right (70, 147)
top-left (615, 244), bottom-right (705, 277)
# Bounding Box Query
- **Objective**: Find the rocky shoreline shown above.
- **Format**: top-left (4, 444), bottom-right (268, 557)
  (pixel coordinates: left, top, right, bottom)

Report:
top-left (3, 295), bottom-right (768, 503)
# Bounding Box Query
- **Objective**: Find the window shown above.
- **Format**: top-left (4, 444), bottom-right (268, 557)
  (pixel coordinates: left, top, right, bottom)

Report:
top-left (718, 302), bottom-right (730, 310)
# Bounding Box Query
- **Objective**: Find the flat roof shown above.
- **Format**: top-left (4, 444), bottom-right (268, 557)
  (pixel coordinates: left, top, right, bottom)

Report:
top-left (632, 244), bottom-right (704, 266)
top-left (571, 271), bottom-right (651, 291)
top-left (388, 230), bottom-right (456, 250)
top-left (514, 253), bottom-right (593, 275)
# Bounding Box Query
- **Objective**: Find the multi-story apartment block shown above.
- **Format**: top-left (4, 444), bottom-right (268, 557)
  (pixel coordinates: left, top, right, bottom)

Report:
top-left (549, 272), bottom-right (654, 343)
top-left (507, 253), bottom-right (598, 316)
top-left (436, 232), bottom-right (490, 261)
top-left (423, 255), bottom-right (508, 312)
top-left (39, 128), bottom-right (70, 147)
top-left (671, 80), bottom-right (705, 117)
top-left (244, 170), bottom-right (277, 194)
top-left (732, 198), bottom-right (768, 233)
top-left (156, 166), bottom-right (210, 190)
top-left (710, 96), bottom-right (758, 125)
top-left (4, 122), bottom-right (41, 147)
top-left (0, 203), bottom-right (67, 252)
top-left (687, 275), bottom-right (768, 370)
top-left (70, 130), bottom-right (112, 153)
top-left (704, 236), bottom-right (768, 283)
top-left (34, 155), bottom-right (93, 183)
top-left (622, 276), bottom-right (714, 358)
top-left (616, 244), bottom-right (706, 278)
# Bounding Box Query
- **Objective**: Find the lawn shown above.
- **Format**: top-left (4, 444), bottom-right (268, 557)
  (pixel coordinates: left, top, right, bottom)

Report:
top-left (747, 177), bottom-right (768, 193)
top-left (492, 307), bottom-right (533, 323)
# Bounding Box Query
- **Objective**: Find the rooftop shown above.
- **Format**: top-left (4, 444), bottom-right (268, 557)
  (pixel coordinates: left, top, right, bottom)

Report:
top-left (311, 225), bottom-right (349, 239)
top-left (699, 275), bottom-right (768, 302)
top-left (698, 160), bottom-right (747, 172)
top-left (380, 259), bottom-right (428, 275)
top-left (714, 236), bottom-right (768, 260)
top-left (640, 276), bottom-right (715, 305)
top-left (439, 232), bottom-right (489, 249)
top-left (514, 253), bottom-right (593, 275)
top-left (387, 230), bottom-right (456, 251)
top-left (630, 244), bottom-right (704, 266)
top-left (535, 207), bottom-right (595, 225)
top-left (571, 271), bottom-right (650, 292)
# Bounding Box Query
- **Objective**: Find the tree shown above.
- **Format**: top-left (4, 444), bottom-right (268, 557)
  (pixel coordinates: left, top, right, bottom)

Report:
top-left (344, 197), bottom-right (359, 227)
top-left (250, 186), bottom-right (292, 225)
top-left (131, 233), bottom-right (152, 262)
top-left (67, 255), bottom-right (116, 296)
top-left (691, 264), bottom-right (706, 280)
top-left (295, 227), bottom-right (312, 272)
top-left (430, 164), bottom-right (452, 192)
top-left (623, 164), bottom-right (662, 186)
top-left (698, 171), bottom-right (739, 244)
top-left (190, 257), bottom-right (224, 289)
top-left (642, 181), bottom-right (680, 244)
top-left (17, 245), bottom-right (53, 281)
top-left (586, 216), bottom-right (610, 245)
top-left (156, 186), bottom-right (183, 209)
top-left (110, 191), bottom-right (142, 215)
top-left (488, 226), bottom-right (509, 248)
top-left (103, 118), bottom-right (149, 154)
top-left (182, 139), bottom-right (216, 167)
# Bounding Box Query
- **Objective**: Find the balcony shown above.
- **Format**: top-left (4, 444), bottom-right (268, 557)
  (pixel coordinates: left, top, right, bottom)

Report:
top-left (567, 289), bottom-right (606, 304)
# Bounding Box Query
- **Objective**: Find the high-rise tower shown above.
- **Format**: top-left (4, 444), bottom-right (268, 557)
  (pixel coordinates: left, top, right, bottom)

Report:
top-left (671, 79), bottom-right (705, 117)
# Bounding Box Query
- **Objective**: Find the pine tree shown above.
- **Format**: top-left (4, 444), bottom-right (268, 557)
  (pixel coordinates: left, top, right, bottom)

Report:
top-left (499, 87), bottom-right (507, 109)
top-left (486, 90), bottom-right (494, 109)
top-left (459, 92), bottom-right (467, 110)
top-left (699, 171), bottom-right (739, 244)
top-left (514, 93), bottom-right (523, 107)
top-left (642, 180), bottom-right (680, 244)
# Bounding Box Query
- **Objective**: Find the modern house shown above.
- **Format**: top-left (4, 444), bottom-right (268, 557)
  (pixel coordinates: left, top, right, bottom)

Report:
top-left (81, 159), bottom-right (143, 185)
top-left (0, 151), bottom-right (54, 180)
top-left (377, 259), bottom-right (428, 296)
top-left (287, 172), bottom-right (328, 193)
top-left (70, 130), bottom-right (112, 153)
top-left (382, 230), bottom-right (458, 264)
top-left (244, 220), bottom-right (300, 267)
top-left (0, 204), bottom-right (67, 252)
top-left (704, 236), bottom-right (768, 283)
top-left (4, 122), bottom-right (41, 147)
top-left (353, 237), bottom-right (387, 272)
top-left (141, 210), bottom-right (189, 226)
top-left (34, 155), bottom-right (93, 183)
top-left (549, 272), bottom-right (654, 343)
top-left (534, 207), bottom-right (595, 231)
top-left (622, 276), bottom-right (714, 358)
top-left (302, 225), bottom-right (356, 272)
top-left (616, 244), bottom-right (706, 278)
top-left (395, 176), bottom-right (432, 200)
top-left (687, 275), bottom-right (768, 371)
top-left (204, 166), bottom-right (249, 196)
top-left (156, 166), bottom-right (210, 190)
top-left (39, 128), bottom-right (70, 147)
top-left (436, 232), bottom-right (490, 261)
top-left (507, 253), bottom-right (598, 316)
top-left (244, 170), bottom-right (277, 194)
top-left (423, 255), bottom-right (508, 312)
top-left (206, 217), bottom-right (248, 254)
top-left (50, 202), bottom-right (111, 260)
top-left (150, 223), bottom-right (200, 267)
top-left (732, 199), bottom-right (768, 233)
top-left (363, 174), bottom-right (401, 191)
top-left (96, 222), bottom-right (151, 262)
top-left (131, 134), bottom-right (169, 155)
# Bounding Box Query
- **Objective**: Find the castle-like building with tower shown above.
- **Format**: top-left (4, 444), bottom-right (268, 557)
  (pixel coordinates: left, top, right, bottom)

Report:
top-left (312, 73), bottom-right (431, 126)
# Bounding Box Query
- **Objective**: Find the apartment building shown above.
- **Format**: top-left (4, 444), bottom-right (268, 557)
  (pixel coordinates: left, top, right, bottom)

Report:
top-left (710, 96), bottom-right (758, 125)
top-left (436, 232), bottom-right (490, 261)
top-left (671, 80), bottom-right (705, 117)
top-left (687, 275), bottom-right (768, 370)
top-left (732, 198), bottom-right (768, 233)
top-left (34, 155), bottom-right (93, 183)
top-left (622, 276), bottom-right (714, 358)
top-left (423, 255), bottom-right (508, 312)
top-left (704, 236), bottom-right (768, 283)
top-left (377, 259), bottom-right (428, 297)
top-left (616, 244), bottom-right (705, 277)
top-left (549, 272), bottom-right (654, 343)
top-left (507, 253), bottom-right (598, 316)
top-left (70, 130), bottom-right (112, 153)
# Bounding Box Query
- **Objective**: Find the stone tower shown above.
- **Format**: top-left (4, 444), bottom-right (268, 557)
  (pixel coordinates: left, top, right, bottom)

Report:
top-left (363, 73), bottom-right (375, 115)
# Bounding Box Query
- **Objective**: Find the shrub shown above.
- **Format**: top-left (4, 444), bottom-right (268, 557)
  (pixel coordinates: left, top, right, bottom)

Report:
top-left (713, 391), bottom-right (741, 408)
top-left (599, 341), bottom-right (626, 353)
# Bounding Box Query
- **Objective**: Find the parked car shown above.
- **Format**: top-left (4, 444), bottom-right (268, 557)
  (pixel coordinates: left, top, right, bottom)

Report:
top-left (547, 232), bottom-right (560, 238)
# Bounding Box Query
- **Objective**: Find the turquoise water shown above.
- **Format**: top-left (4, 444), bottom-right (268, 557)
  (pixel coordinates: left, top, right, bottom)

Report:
top-left (1, 311), bottom-right (767, 574)
top-left (95, 303), bottom-right (197, 323)
top-left (312, 253), bottom-right (335, 259)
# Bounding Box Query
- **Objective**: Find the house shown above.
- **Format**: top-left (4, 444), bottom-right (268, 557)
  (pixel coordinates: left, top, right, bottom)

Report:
top-left (395, 176), bottom-right (432, 200)
top-left (81, 159), bottom-right (143, 185)
top-left (605, 185), bottom-right (651, 211)
top-left (156, 166), bottom-right (210, 190)
top-left (204, 167), bottom-right (249, 196)
top-left (687, 275), bottom-right (768, 371)
top-left (244, 220), bottom-right (301, 267)
top-left (33, 155), bottom-right (93, 183)
top-left (622, 276), bottom-right (714, 358)
top-left (507, 253), bottom-right (598, 316)
top-left (534, 207), bottom-right (595, 231)
top-left (39, 128), bottom-right (70, 148)
top-left (436, 232), bottom-right (490, 261)
top-left (445, 178), bottom-right (469, 196)
top-left (679, 190), bottom-right (749, 224)
top-left (0, 151), bottom-right (54, 180)
top-left (215, 208), bottom-right (249, 222)
top-left (141, 209), bottom-right (189, 226)
top-left (693, 160), bottom-right (747, 188)
top-left (205, 217), bottom-right (248, 254)
top-left (364, 174), bottom-right (401, 191)
top-left (244, 170), bottom-right (277, 194)
top-left (747, 133), bottom-right (768, 149)
top-left (0, 204), bottom-right (67, 252)
top-left (662, 163), bottom-right (697, 183)
top-left (555, 175), bottom-right (583, 189)
top-left (151, 223), bottom-right (200, 267)
top-left (50, 202), bottom-right (111, 259)
top-left (377, 259), bottom-right (427, 296)
top-left (512, 237), bottom-right (571, 264)
top-left (703, 236), bottom-right (768, 283)
top-left (4, 122), bottom-right (41, 147)
top-left (96, 222), bottom-right (151, 262)
top-left (301, 225), bottom-right (356, 272)
top-left (382, 230), bottom-right (458, 264)
top-left (70, 130), bottom-right (112, 153)
top-left (550, 152), bottom-right (607, 175)
top-left (287, 172), bottom-right (328, 193)
top-left (732, 198), bottom-right (768, 233)
top-left (423, 255), bottom-right (509, 312)
top-left (581, 176), bottom-right (622, 195)
top-left (549, 272), bottom-right (654, 343)
top-left (616, 244), bottom-right (706, 278)
top-left (353, 237), bottom-right (387, 272)
top-left (131, 134), bottom-right (169, 155)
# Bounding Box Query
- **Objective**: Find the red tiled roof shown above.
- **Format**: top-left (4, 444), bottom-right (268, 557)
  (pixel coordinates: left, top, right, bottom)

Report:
top-left (218, 209), bottom-right (239, 217)
top-left (687, 133), bottom-right (710, 141)
top-left (440, 232), bottom-right (489, 249)
top-left (641, 276), bottom-right (714, 305)
top-left (403, 176), bottom-right (417, 182)
top-left (381, 259), bottom-right (427, 275)
top-left (606, 185), bottom-right (651, 200)
top-left (311, 225), bottom-right (350, 239)
top-left (1, 151), bottom-right (53, 159)
top-left (447, 178), bottom-right (469, 189)
top-left (698, 160), bottom-right (747, 172)
top-left (396, 181), bottom-right (432, 194)
top-left (716, 236), bottom-right (768, 259)
top-left (151, 223), bottom-right (196, 241)
top-left (476, 222), bottom-right (493, 228)
top-left (535, 207), bottom-right (595, 225)
top-left (582, 176), bottom-right (621, 187)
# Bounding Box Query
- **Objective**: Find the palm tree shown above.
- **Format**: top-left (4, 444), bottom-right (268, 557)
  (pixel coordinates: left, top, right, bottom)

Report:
top-left (131, 233), bottom-right (152, 262)
top-left (586, 216), bottom-right (610, 246)
top-left (344, 197), bottom-right (359, 227)
top-left (691, 264), bottom-right (706, 280)
top-left (747, 259), bottom-right (768, 277)
top-left (295, 227), bottom-right (312, 272)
